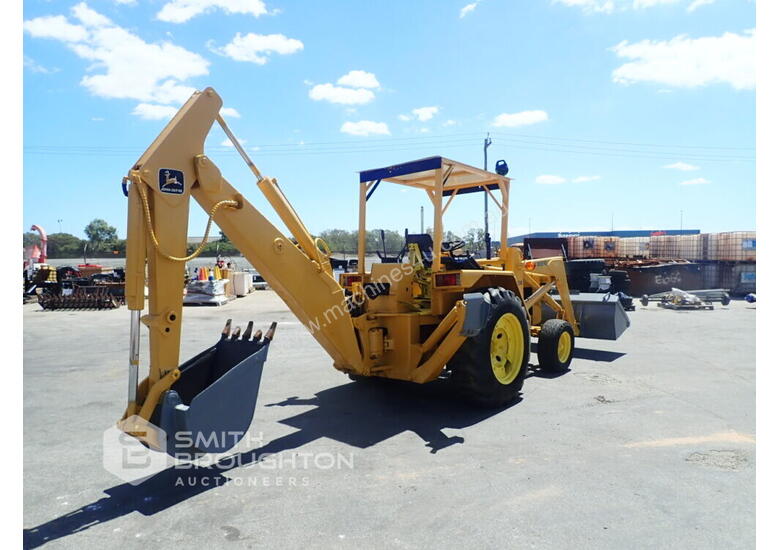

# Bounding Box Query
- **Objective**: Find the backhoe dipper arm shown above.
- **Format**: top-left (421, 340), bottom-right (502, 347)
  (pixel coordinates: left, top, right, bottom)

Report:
top-left (123, 88), bottom-right (362, 421)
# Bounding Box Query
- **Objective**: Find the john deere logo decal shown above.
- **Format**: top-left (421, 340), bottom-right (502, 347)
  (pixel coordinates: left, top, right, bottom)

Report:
top-left (159, 169), bottom-right (184, 194)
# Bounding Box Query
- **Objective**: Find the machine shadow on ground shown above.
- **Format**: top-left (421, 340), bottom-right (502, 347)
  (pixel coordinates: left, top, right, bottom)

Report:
top-left (23, 378), bottom-right (517, 548)
top-left (530, 342), bottom-right (626, 363)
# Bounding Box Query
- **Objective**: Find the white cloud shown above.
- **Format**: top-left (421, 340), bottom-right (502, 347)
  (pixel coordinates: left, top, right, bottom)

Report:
top-left (573, 175), bottom-right (601, 183)
top-left (24, 56), bottom-right (58, 74)
top-left (687, 0), bottom-right (714, 11)
top-left (115, 0), bottom-right (137, 4)
top-left (460, 2), bottom-right (480, 18)
top-left (680, 177), bottom-right (710, 185)
top-left (132, 103), bottom-right (178, 120)
top-left (553, 0), bottom-right (690, 14)
top-left (411, 106), bottom-right (439, 122)
top-left (633, 0), bottom-right (679, 7)
top-left (337, 70), bottom-right (380, 89)
top-left (220, 137), bottom-right (246, 146)
top-left (443, 119), bottom-right (457, 127)
top-left (157, 0), bottom-right (269, 24)
top-left (72, 2), bottom-right (112, 27)
top-left (220, 107), bottom-right (241, 118)
top-left (309, 83), bottom-right (375, 105)
top-left (23, 14), bottom-right (89, 42)
top-left (491, 110), bottom-right (549, 127)
top-left (24, 3), bottom-right (210, 115)
top-left (209, 32), bottom-right (303, 65)
top-left (611, 30), bottom-right (755, 90)
top-left (340, 120), bottom-right (390, 136)
top-left (309, 71), bottom-right (380, 106)
top-left (398, 114), bottom-right (412, 121)
top-left (552, 0), bottom-right (618, 14)
top-left (664, 161), bottom-right (699, 171)
top-left (536, 175), bottom-right (567, 184)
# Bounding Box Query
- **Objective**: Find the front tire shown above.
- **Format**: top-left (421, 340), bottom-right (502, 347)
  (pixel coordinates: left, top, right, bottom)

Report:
top-left (448, 288), bottom-right (530, 407)
top-left (537, 319), bottom-right (575, 373)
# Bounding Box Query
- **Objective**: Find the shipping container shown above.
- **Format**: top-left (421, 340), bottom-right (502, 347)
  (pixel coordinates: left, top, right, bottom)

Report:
top-left (731, 263), bottom-right (756, 294)
top-left (624, 262), bottom-right (704, 296)
top-left (649, 235), bottom-right (680, 259)
top-left (700, 262), bottom-right (720, 289)
top-left (570, 236), bottom-right (603, 259)
top-left (602, 237), bottom-right (620, 259)
top-left (695, 261), bottom-right (755, 295)
top-left (617, 237), bottom-right (650, 259)
top-left (705, 232), bottom-right (756, 262)
top-left (678, 234), bottom-right (704, 261)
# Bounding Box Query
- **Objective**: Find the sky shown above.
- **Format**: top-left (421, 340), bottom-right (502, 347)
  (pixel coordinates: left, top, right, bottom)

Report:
top-left (22, 0), bottom-right (755, 242)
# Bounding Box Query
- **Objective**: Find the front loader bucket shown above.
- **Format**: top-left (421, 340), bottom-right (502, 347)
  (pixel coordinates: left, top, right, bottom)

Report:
top-left (546, 293), bottom-right (630, 340)
top-left (153, 321), bottom-right (275, 457)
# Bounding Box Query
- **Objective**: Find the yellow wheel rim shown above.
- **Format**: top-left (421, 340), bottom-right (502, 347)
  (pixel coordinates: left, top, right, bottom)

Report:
top-left (557, 331), bottom-right (572, 363)
top-left (490, 313), bottom-right (524, 385)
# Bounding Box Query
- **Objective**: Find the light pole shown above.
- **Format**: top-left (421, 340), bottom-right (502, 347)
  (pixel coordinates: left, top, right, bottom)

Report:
top-left (483, 133), bottom-right (492, 259)
top-left (57, 219), bottom-right (63, 233)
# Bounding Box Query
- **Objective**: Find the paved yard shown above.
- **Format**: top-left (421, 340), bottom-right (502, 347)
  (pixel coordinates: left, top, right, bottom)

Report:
top-left (23, 291), bottom-right (755, 549)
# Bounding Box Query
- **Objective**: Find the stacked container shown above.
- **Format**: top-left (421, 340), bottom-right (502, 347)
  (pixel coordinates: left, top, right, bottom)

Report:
top-left (567, 237), bottom-right (580, 258)
top-left (699, 262), bottom-right (756, 294)
top-left (677, 234), bottom-right (704, 261)
top-left (569, 236), bottom-right (602, 259)
top-left (705, 231), bottom-right (756, 262)
top-left (700, 262), bottom-right (720, 289)
top-left (601, 237), bottom-right (620, 259)
top-left (618, 237), bottom-right (650, 259)
top-left (649, 235), bottom-right (681, 259)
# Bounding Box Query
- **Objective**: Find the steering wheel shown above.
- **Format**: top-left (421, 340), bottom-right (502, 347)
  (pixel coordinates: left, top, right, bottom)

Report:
top-left (441, 240), bottom-right (466, 253)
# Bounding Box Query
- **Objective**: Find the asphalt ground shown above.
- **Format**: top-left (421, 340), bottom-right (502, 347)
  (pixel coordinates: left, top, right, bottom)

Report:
top-left (23, 290), bottom-right (755, 549)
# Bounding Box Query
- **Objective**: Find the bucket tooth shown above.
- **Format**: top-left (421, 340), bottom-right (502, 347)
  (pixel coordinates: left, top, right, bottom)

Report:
top-left (263, 321), bottom-right (278, 343)
top-left (221, 319), bottom-right (233, 339)
top-left (242, 321), bottom-right (254, 340)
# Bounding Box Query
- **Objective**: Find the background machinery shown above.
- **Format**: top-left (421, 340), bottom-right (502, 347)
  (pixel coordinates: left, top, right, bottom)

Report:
top-left (119, 88), bottom-right (630, 456)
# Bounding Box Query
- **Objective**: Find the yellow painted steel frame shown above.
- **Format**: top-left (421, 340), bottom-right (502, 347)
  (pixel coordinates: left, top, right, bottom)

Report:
top-left (123, 88), bottom-right (362, 422)
top-left (518, 256), bottom-right (580, 337)
top-left (357, 161), bottom-right (510, 274)
top-left (122, 87), bottom-right (581, 425)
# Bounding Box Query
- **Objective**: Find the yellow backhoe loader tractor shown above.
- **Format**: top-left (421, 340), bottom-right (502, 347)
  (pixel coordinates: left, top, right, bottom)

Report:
top-left (119, 88), bottom-right (630, 456)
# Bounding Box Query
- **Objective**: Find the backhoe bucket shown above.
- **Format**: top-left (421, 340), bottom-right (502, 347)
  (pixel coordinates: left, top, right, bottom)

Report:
top-left (546, 293), bottom-right (630, 340)
top-left (153, 321), bottom-right (275, 457)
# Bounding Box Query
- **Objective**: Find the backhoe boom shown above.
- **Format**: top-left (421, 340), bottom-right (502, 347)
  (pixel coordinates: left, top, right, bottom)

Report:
top-left (123, 87), bottom-right (360, 422)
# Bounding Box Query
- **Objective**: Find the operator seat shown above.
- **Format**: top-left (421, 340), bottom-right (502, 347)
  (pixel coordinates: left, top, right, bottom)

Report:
top-left (405, 233), bottom-right (434, 267)
top-left (404, 233), bottom-right (482, 270)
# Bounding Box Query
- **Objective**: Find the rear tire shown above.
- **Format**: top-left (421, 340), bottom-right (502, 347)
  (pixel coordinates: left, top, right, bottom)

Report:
top-left (448, 288), bottom-right (530, 407)
top-left (537, 319), bottom-right (575, 373)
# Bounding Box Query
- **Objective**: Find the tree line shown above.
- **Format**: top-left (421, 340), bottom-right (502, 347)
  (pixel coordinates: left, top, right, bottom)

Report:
top-left (24, 219), bottom-right (487, 259)
top-left (23, 219), bottom-right (123, 259)
top-left (319, 227), bottom-right (486, 255)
